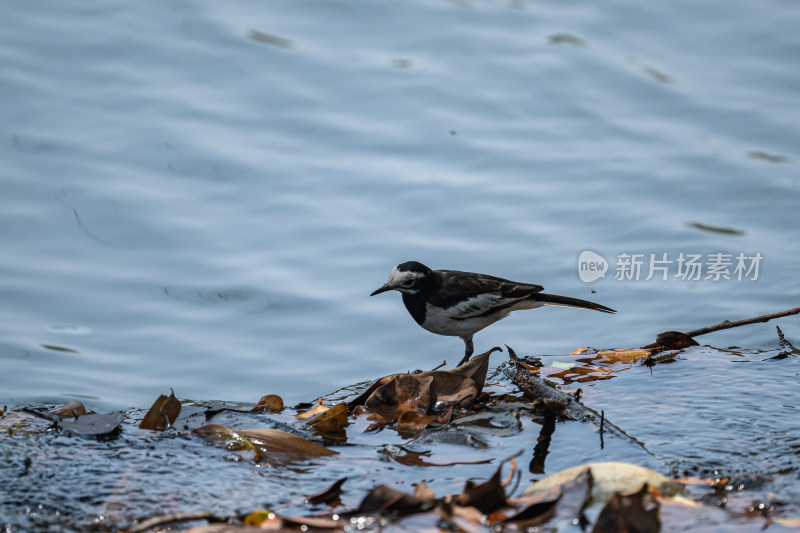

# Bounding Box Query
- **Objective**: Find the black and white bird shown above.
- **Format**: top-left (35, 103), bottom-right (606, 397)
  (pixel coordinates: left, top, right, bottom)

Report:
top-left (371, 261), bottom-right (615, 366)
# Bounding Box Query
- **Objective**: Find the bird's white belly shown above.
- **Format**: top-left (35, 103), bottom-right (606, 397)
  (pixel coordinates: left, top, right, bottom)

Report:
top-left (420, 301), bottom-right (544, 338)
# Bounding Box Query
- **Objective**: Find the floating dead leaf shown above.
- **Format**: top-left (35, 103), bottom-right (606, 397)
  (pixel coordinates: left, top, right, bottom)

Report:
top-left (0, 403), bottom-right (121, 438)
top-left (414, 481), bottom-right (436, 504)
top-left (397, 410), bottom-right (440, 430)
top-left (139, 389), bottom-right (181, 430)
top-left (48, 401), bottom-right (87, 418)
top-left (383, 447), bottom-right (493, 468)
top-left (252, 394), bottom-right (284, 412)
top-left (503, 486), bottom-right (562, 525)
top-left (306, 477), bottom-right (347, 505)
top-left (355, 485), bottom-right (430, 516)
top-left (350, 349), bottom-right (496, 429)
top-left (447, 504), bottom-right (487, 533)
top-left (193, 424), bottom-right (257, 455)
top-left (241, 510), bottom-right (341, 530)
top-left (297, 397), bottom-right (329, 419)
top-left (592, 483), bottom-right (660, 533)
top-left (305, 402), bottom-right (348, 441)
top-left (654, 331), bottom-right (699, 350)
top-left (551, 468), bottom-right (593, 525)
top-left (193, 424), bottom-right (337, 460)
top-left (594, 348), bottom-right (653, 362)
top-left (455, 462), bottom-right (507, 514)
top-left (0, 410), bottom-right (52, 434)
top-left (242, 510), bottom-right (279, 527)
top-left (239, 428), bottom-right (338, 458)
top-left (517, 347), bottom-right (654, 387)
top-left (59, 412), bottom-right (125, 439)
top-left (451, 347), bottom-right (499, 392)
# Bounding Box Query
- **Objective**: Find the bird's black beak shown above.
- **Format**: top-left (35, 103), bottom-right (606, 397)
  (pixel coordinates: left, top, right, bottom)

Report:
top-left (370, 284), bottom-right (394, 296)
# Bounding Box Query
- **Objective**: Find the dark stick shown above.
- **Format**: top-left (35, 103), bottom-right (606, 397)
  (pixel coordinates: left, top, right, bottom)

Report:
top-left (599, 410), bottom-right (605, 450)
top-left (684, 307), bottom-right (800, 338)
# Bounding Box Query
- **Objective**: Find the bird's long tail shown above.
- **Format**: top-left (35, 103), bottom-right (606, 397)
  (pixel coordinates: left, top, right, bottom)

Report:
top-left (532, 293), bottom-right (616, 314)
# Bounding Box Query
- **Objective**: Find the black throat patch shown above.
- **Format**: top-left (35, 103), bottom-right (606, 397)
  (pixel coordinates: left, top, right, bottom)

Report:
top-left (402, 292), bottom-right (426, 325)
top-left (400, 269), bottom-right (440, 326)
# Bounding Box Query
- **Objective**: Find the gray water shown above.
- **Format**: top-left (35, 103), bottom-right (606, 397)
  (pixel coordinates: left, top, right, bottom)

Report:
top-left (2, 0), bottom-right (799, 412)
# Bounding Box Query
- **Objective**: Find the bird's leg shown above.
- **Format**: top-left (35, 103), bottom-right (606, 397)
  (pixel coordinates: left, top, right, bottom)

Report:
top-left (457, 336), bottom-right (474, 366)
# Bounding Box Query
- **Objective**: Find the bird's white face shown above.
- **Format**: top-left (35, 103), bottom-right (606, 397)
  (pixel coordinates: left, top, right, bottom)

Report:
top-left (384, 266), bottom-right (425, 294)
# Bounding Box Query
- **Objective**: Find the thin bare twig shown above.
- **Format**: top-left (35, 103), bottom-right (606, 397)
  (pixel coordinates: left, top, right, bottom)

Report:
top-left (684, 307), bottom-right (800, 338)
top-left (127, 511), bottom-right (225, 533)
top-left (644, 306), bottom-right (800, 349)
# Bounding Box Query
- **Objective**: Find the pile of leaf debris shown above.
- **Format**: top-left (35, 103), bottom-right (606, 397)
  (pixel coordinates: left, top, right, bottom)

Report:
top-left (4, 335), bottom-right (797, 532)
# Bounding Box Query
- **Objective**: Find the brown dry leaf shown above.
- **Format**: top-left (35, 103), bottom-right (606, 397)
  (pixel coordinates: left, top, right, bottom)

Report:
top-left (455, 463), bottom-right (506, 514)
top-left (594, 348), bottom-right (653, 362)
top-left (305, 402), bottom-right (348, 441)
top-left (239, 428), bottom-right (338, 458)
top-left (306, 477), bottom-right (348, 505)
top-left (296, 397), bottom-right (329, 419)
top-left (251, 394), bottom-right (284, 412)
top-left (546, 365), bottom-right (617, 384)
top-left (347, 375), bottom-right (394, 410)
top-left (48, 401), bottom-right (87, 418)
top-left (503, 486), bottom-right (562, 525)
top-left (193, 424), bottom-right (257, 453)
top-left (526, 348), bottom-right (653, 387)
top-left (506, 469), bottom-right (594, 528)
top-left (384, 448), bottom-right (493, 468)
top-left (654, 331), bottom-right (699, 350)
top-left (446, 504), bottom-right (487, 533)
top-left (139, 389), bottom-right (181, 430)
top-left (243, 510), bottom-right (342, 531)
top-left (549, 468), bottom-right (593, 525)
top-left (0, 411), bottom-right (53, 434)
top-left (193, 424), bottom-right (337, 460)
top-left (451, 347), bottom-right (499, 392)
top-left (352, 349), bottom-right (495, 428)
top-left (397, 410), bottom-right (440, 430)
top-left (363, 411), bottom-right (391, 431)
top-left (356, 484), bottom-right (430, 516)
top-left (414, 481), bottom-right (437, 504)
top-left (592, 483), bottom-right (660, 533)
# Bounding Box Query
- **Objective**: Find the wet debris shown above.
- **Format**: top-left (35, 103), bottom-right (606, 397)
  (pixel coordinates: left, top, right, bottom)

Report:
top-left (193, 424), bottom-right (338, 460)
top-left (139, 388), bottom-right (181, 430)
top-left (348, 347), bottom-right (497, 431)
top-left (1, 401), bottom-right (124, 439)
top-left (251, 394), bottom-right (284, 412)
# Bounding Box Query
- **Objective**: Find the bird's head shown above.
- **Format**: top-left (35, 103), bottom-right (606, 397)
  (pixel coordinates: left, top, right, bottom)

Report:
top-left (370, 261), bottom-right (433, 296)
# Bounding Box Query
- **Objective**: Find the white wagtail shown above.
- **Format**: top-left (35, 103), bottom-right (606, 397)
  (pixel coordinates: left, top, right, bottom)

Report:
top-left (371, 261), bottom-right (615, 365)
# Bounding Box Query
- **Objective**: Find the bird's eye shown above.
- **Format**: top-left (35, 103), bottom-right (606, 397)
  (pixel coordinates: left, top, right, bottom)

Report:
top-left (403, 279), bottom-right (414, 286)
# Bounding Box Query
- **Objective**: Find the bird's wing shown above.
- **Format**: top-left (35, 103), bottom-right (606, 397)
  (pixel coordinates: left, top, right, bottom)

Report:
top-left (432, 271), bottom-right (545, 320)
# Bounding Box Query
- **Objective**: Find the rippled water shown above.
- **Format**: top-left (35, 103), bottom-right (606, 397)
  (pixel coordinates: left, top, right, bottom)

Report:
top-left (3, 0), bottom-right (797, 409)
top-left (2, 1), bottom-right (799, 525)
